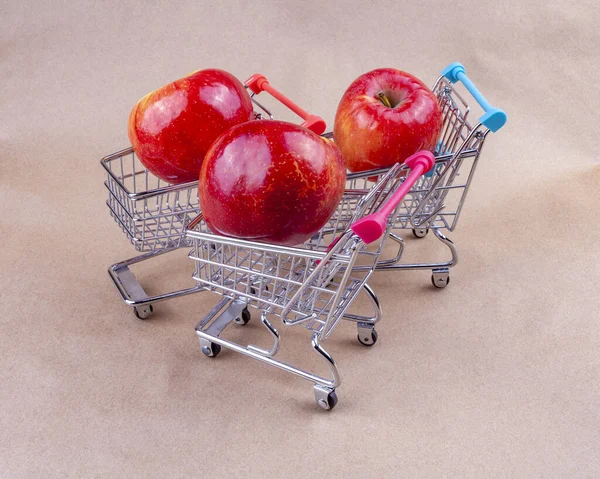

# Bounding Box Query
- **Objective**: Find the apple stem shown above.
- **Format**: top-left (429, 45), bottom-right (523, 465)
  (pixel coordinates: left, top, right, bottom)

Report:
top-left (376, 90), bottom-right (392, 108)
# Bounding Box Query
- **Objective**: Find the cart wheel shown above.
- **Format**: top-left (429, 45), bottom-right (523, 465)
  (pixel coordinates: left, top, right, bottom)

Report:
top-left (412, 228), bottom-right (429, 238)
top-left (133, 304), bottom-right (153, 320)
top-left (250, 285), bottom-right (268, 295)
top-left (201, 341), bottom-right (221, 358)
top-left (315, 387), bottom-right (338, 411)
top-left (357, 328), bottom-right (378, 346)
top-left (235, 308), bottom-right (251, 325)
top-left (431, 270), bottom-right (450, 289)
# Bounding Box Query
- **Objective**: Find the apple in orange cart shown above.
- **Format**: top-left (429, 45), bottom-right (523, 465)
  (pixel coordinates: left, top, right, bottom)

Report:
top-left (333, 68), bottom-right (442, 173)
top-left (128, 69), bottom-right (254, 184)
top-left (199, 120), bottom-right (346, 247)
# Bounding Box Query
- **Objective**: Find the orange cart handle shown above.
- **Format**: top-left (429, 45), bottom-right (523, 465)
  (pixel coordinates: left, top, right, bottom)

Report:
top-left (245, 74), bottom-right (326, 135)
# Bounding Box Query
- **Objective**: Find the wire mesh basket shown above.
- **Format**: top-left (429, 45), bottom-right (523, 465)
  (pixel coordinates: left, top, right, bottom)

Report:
top-left (186, 169), bottom-right (398, 339)
top-left (102, 147), bottom-right (200, 251)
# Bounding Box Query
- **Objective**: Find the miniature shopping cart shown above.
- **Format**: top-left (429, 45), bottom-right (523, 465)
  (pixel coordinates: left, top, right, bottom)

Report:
top-left (102, 61), bottom-right (506, 318)
top-left (186, 152), bottom-right (435, 410)
top-left (364, 62), bottom-right (506, 287)
top-left (102, 75), bottom-right (326, 319)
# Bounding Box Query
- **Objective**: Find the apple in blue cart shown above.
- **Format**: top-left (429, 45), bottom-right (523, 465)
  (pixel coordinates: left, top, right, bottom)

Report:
top-left (333, 68), bottom-right (443, 173)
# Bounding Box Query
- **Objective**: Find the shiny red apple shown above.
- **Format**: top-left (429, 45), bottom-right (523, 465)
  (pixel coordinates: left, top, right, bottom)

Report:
top-left (199, 120), bottom-right (346, 247)
top-left (128, 69), bottom-right (254, 184)
top-left (333, 68), bottom-right (442, 173)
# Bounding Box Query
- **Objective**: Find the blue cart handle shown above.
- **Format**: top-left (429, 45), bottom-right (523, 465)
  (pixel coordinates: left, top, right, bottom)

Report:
top-left (441, 62), bottom-right (507, 132)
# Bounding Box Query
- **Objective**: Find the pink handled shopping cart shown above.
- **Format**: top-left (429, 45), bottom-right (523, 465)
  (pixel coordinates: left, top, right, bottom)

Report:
top-left (185, 152), bottom-right (434, 410)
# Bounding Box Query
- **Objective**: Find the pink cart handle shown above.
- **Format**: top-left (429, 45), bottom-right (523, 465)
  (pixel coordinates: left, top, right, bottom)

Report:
top-left (245, 74), bottom-right (327, 135)
top-left (350, 151), bottom-right (436, 244)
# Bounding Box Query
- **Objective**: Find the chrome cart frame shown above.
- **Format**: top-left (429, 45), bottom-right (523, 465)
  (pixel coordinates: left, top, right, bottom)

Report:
top-left (186, 153), bottom-right (434, 409)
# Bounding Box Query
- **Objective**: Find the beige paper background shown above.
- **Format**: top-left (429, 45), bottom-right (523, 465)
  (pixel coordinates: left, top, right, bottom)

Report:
top-left (2, 0), bottom-right (599, 476)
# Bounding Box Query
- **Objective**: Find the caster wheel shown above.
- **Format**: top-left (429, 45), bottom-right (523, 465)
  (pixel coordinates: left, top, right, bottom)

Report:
top-left (357, 328), bottom-right (378, 346)
top-left (431, 273), bottom-right (450, 289)
top-left (250, 285), bottom-right (269, 295)
top-left (316, 389), bottom-right (338, 410)
top-left (412, 228), bottom-right (429, 238)
top-left (235, 308), bottom-right (251, 325)
top-left (201, 342), bottom-right (221, 358)
top-left (133, 304), bottom-right (153, 320)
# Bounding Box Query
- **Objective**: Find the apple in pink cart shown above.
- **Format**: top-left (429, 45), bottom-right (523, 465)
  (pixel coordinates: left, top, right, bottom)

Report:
top-left (333, 68), bottom-right (442, 173)
top-left (128, 69), bottom-right (254, 184)
top-left (199, 120), bottom-right (346, 247)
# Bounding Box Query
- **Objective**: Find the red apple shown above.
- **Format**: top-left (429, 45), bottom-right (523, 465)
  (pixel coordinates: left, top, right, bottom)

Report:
top-left (333, 68), bottom-right (442, 173)
top-left (199, 120), bottom-right (346, 247)
top-left (128, 69), bottom-right (254, 184)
